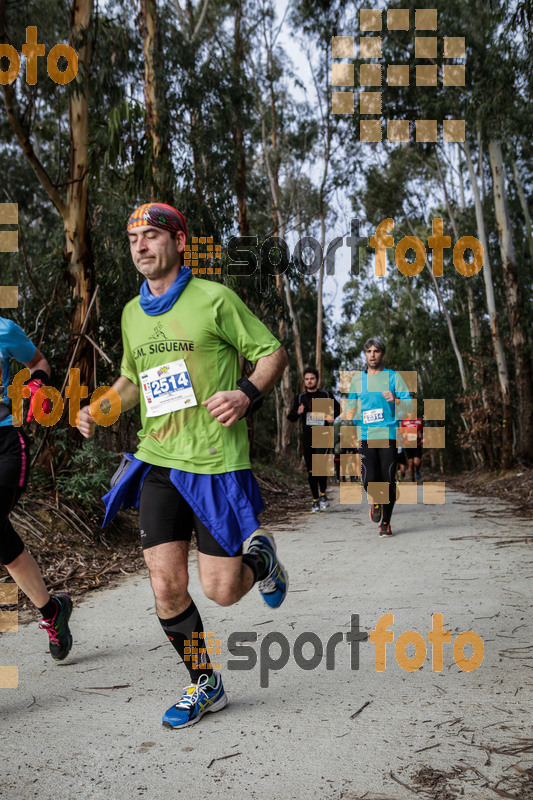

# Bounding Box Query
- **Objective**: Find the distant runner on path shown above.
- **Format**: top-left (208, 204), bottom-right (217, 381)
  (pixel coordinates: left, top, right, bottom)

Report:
top-left (345, 337), bottom-right (412, 538)
top-left (400, 403), bottom-right (424, 482)
top-left (287, 367), bottom-right (340, 513)
top-left (78, 203), bottom-right (289, 730)
top-left (0, 318), bottom-right (73, 661)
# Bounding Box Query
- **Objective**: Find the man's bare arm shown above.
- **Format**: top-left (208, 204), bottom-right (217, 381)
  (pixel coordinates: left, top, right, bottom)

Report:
top-left (24, 348), bottom-right (51, 376)
top-left (107, 376), bottom-right (140, 413)
top-left (246, 346), bottom-right (288, 393)
top-left (77, 376), bottom-right (140, 438)
top-left (203, 346), bottom-right (288, 427)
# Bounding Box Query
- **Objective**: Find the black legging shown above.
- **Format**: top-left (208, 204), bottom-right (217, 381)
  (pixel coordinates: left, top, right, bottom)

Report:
top-left (0, 486), bottom-right (25, 565)
top-left (303, 445), bottom-right (328, 500)
top-left (360, 440), bottom-right (397, 524)
top-left (0, 426), bottom-right (29, 565)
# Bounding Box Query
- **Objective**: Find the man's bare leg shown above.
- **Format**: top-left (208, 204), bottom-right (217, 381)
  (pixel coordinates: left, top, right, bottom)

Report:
top-left (198, 553), bottom-right (255, 606)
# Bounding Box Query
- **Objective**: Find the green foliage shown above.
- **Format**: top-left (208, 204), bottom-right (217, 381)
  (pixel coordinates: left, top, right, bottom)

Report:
top-left (53, 436), bottom-right (117, 512)
top-left (1, 0), bottom-right (531, 489)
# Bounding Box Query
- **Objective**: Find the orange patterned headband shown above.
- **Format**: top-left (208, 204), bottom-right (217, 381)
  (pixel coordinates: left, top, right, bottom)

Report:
top-left (127, 203), bottom-right (187, 238)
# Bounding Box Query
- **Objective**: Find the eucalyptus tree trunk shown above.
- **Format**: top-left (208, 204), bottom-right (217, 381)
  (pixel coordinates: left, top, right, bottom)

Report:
top-left (233, 0), bottom-right (249, 236)
top-left (140, 0), bottom-right (174, 203)
top-left (316, 209), bottom-right (326, 381)
top-left (488, 140), bottom-right (533, 463)
top-left (314, 50), bottom-right (332, 383)
top-left (456, 147), bottom-right (493, 465)
top-left (259, 29), bottom-right (305, 451)
top-left (455, 149), bottom-right (482, 355)
top-left (260, 109), bottom-right (292, 455)
top-left (283, 274), bottom-right (305, 384)
top-left (407, 207), bottom-right (472, 463)
top-left (433, 152), bottom-right (468, 392)
top-left (434, 150), bottom-right (490, 464)
top-left (66, 0), bottom-right (94, 360)
top-left (172, 0), bottom-right (210, 219)
top-left (141, 0), bottom-right (160, 194)
top-left (429, 270), bottom-right (467, 392)
top-left (512, 160), bottom-right (533, 268)
top-left (1, 0), bottom-right (95, 387)
top-left (464, 140), bottom-right (513, 468)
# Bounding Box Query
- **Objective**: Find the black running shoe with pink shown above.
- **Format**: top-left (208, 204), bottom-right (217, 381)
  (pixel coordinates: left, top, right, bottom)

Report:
top-left (39, 594), bottom-right (73, 661)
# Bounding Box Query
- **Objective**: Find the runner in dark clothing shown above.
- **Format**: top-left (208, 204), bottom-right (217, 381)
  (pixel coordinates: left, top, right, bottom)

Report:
top-left (287, 367), bottom-right (340, 513)
top-left (0, 317), bottom-right (73, 660)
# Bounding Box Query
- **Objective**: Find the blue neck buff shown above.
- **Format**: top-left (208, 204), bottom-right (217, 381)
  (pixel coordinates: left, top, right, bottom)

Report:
top-left (139, 267), bottom-right (193, 316)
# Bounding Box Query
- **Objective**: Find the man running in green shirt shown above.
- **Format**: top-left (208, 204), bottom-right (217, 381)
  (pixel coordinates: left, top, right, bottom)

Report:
top-left (78, 203), bottom-right (288, 729)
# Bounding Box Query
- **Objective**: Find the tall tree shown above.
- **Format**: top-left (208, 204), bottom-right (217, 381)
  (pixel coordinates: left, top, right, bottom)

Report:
top-left (464, 140), bottom-right (513, 467)
top-left (1, 0), bottom-right (95, 385)
top-left (140, 0), bottom-right (173, 202)
top-left (232, 0), bottom-right (249, 235)
top-left (488, 139), bottom-right (533, 463)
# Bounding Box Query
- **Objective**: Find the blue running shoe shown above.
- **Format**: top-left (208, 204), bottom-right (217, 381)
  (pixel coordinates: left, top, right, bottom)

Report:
top-left (162, 672), bottom-right (228, 729)
top-left (247, 531), bottom-right (288, 609)
top-left (38, 593), bottom-right (73, 661)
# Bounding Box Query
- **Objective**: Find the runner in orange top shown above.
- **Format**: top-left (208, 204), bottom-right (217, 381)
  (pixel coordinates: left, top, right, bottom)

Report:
top-left (399, 402), bottom-right (423, 482)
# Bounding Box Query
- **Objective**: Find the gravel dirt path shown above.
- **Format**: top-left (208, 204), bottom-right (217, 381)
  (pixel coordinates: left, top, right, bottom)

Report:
top-left (1, 483), bottom-right (532, 800)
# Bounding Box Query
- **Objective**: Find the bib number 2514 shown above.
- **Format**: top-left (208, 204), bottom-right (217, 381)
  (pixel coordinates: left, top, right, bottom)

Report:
top-left (151, 371), bottom-right (191, 397)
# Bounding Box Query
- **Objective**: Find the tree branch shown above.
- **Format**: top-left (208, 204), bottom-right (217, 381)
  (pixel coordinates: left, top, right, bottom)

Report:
top-left (1, 84), bottom-right (66, 218)
top-left (192, 0), bottom-right (210, 42)
top-left (173, 0), bottom-right (187, 31)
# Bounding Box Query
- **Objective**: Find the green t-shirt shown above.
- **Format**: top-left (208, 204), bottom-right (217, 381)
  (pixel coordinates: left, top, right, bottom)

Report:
top-left (120, 277), bottom-right (280, 473)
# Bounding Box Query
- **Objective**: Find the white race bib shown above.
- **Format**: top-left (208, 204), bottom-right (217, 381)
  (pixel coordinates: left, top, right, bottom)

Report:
top-left (362, 408), bottom-right (384, 425)
top-left (140, 359), bottom-right (197, 417)
top-left (306, 412), bottom-right (325, 426)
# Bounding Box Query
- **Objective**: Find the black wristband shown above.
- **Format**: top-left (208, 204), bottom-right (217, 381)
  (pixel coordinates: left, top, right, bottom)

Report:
top-left (26, 369), bottom-right (50, 385)
top-left (236, 377), bottom-right (262, 402)
top-left (236, 377), bottom-right (264, 418)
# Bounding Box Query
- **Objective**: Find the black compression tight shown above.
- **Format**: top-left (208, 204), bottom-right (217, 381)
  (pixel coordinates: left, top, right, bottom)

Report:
top-left (360, 440), bottom-right (397, 524)
top-left (303, 447), bottom-right (327, 500)
top-left (0, 487), bottom-right (25, 566)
